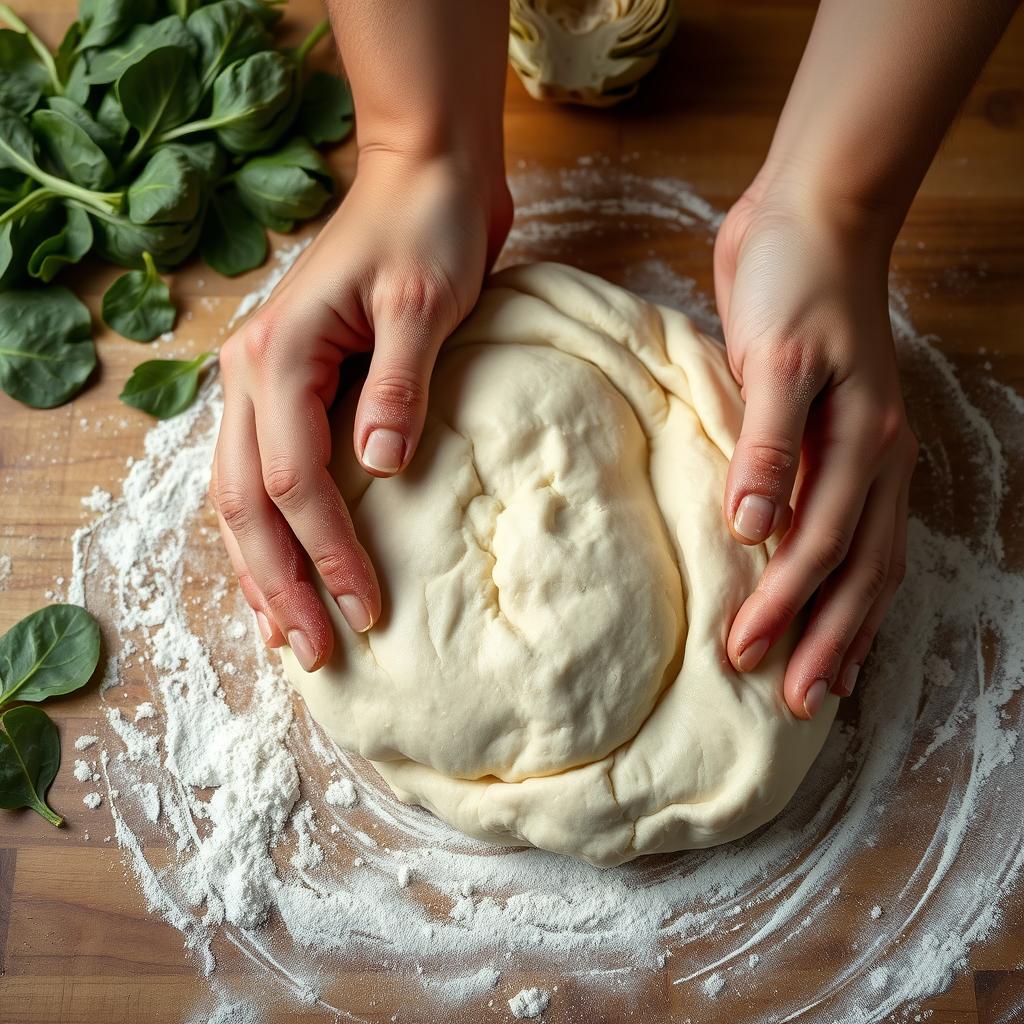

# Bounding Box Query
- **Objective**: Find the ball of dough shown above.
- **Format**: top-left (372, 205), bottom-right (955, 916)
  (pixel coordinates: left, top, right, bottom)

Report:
top-left (281, 262), bottom-right (837, 866)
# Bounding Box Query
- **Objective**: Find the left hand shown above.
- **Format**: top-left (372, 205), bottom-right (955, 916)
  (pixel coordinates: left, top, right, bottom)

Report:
top-left (713, 179), bottom-right (919, 719)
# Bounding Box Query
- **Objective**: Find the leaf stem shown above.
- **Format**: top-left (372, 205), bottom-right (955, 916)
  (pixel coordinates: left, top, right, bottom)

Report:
top-left (0, 186), bottom-right (55, 228)
top-left (0, 3), bottom-right (63, 95)
top-left (294, 18), bottom-right (329, 67)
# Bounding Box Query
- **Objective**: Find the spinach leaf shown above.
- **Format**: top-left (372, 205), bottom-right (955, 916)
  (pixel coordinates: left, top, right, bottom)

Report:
top-left (201, 186), bottom-right (265, 276)
top-left (0, 106), bottom-right (123, 215)
top-left (96, 87), bottom-right (130, 142)
top-left (64, 55), bottom-right (91, 105)
top-left (187, 1), bottom-right (269, 95)
top-left (161, 139), bottom-right (226, 183)
top-left (0, 286), bottom-right (96, 407)
top-left (128, 146), bottom-right (201, 224)
top-left (0, 604), bottom-right (101, 707)
top-left (54, 20), bottom-right (83, 84)
top-left (77, 0), bottom-right (157, 52)
top-left (234, 136), bottom-right (332, 231)
top-left (86, 14), bottom-right (197, 85)
top-left (159, 49), bottom-right (294, 154)
top-left (0, 167), bottom-right (32, 209)
top-left (120, 349), bottom-right (213, 418)
top-left (0, 5), bottom-right (61, 97)
top-left (0, 28), bottom-right (50, 115)
top-left (299, 70), bottom-right (353, 146)
top-left (89, 203), bottom-right (202, 268)
top-left (0, 705), bottom-right (62, 827)
top-left (118, 45), bottom-right (201, 165)
top-left (28, 202), bottom-right (93, 282)
top-left (31, 107), bottom-right (116, 191)
top-left (102, 250), bottom-right (176, 341)
top-left (169, 0), bottom-right (204, 17)
top-left (0, 195), bottom-right (57, 288)
top-left (236, 0), bottom-right (284, 29)
top-left (45, 95), bottom-right (121, 163)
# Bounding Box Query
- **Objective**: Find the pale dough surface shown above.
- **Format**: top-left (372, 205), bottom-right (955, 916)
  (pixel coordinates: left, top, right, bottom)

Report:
top-left (281, 262), bottom-right (837, 866)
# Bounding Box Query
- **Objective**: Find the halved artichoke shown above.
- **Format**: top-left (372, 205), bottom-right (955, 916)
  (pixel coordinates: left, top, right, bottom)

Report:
top-left (509, 0), bottom-right (678, 107)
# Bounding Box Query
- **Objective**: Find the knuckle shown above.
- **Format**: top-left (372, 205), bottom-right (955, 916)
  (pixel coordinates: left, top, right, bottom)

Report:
top-left (369, 372), bottom-right (426, 413)
top-left (262, 461), bottom-right (306, 506)
top-left (260, 578), bottom-right (299, 609)
top-left (889, 557), bottom-right (908, 589)
top-left (313, 549), bottom-right (355, 589)
top-left (380, 273), bottom-right (459, 332)
top-left (217, 485), bottom-right (254, 533)
top-left (739, 439), bottom-right (799, 483)
top-left (858, 555), bottom-right (891, 604)
top-left (239, 313), bottom-right (278, 367)
top-left (808, 527), bottom-right (851, 577)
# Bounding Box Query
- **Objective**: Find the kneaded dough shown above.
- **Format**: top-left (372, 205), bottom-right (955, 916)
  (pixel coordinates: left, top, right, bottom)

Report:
top-left (281, 262), bottom-right (837, 866)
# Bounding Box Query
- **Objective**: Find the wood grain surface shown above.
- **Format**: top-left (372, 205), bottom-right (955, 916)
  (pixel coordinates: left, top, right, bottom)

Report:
top-left (2, 2), bottom-right (1024, 1023)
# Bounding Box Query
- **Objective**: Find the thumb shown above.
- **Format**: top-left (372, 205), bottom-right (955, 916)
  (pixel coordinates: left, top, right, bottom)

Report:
top-left (354, 282), bottom-right (456, 476)
top-left (724, 352), bottom-right (816, 544)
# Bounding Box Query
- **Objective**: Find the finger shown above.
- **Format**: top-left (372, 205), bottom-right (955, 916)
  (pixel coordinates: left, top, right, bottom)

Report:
top-left (253, 386), bottom-right (381, 635)
top-left (833, 463), bottom-right (913, 699)
top-left (780, 467), bottom-right (901, 719)
top-left (728, 426), bottom-right (875, 675)
top-left (354, 277), bottom-right (458, 476)
top-left (724, 350), bottom-right (823, 545)
top-left (215, 390), bottom-right (335, 672)
top-left (210, 437), bottom-right (286, 648)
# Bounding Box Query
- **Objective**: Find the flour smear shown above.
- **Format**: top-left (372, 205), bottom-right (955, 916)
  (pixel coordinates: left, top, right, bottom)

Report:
top-left (65, 163), bottom-right (1024, 1024)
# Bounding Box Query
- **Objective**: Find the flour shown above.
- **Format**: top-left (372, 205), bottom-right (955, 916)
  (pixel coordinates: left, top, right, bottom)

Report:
top-left (83, 792), bottom-right (102, 809)
top-left (0, 553), bottom-right (11, 589)
top-left (62, 164), bottom-right (1024, 1024)
top-left (508, 987), bottom-right (551, 1019)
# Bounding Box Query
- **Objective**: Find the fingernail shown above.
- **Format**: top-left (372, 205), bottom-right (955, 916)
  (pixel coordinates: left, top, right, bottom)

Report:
top-left (804, 678), bottom-right (830, 719)
top-left (837, 663), bottom-right (860, 697)
top-left (288, 630), bottom-right (318, 672)
top-left (362, 428), bottom-right (405, 474)
top-left (256, 611), bottom-right (272, 643)
top-left (737, 637), bottom-right (769, 672)
top-left (337, 594), bottom-right (372, 633)
top-left (733, 494), bottom-right (775, 543)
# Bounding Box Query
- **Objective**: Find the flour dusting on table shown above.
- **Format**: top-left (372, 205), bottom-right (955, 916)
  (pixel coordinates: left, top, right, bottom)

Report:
top-left (64, 164), bottom-right (1024, 1024)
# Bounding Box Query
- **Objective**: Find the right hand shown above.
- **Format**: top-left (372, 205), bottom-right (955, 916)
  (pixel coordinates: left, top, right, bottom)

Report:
top-left (210, 149), bottom-right (512, 671)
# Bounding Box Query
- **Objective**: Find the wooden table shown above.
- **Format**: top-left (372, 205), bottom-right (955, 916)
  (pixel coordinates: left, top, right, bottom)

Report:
top-left (2, 2), bottom-right (1023, 1022)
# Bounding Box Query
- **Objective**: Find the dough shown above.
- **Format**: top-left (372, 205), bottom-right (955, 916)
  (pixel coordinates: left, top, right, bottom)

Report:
top-left (282, 262), bottom-right (837, 866)
top-left (509, 0), bottom-right (677, 107)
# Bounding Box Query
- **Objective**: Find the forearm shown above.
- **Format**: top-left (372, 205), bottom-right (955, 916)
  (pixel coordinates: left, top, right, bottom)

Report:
top-left (325, 0), bottom-right (509, 173)
top-left (758, 0), bottom-right (1020, 239)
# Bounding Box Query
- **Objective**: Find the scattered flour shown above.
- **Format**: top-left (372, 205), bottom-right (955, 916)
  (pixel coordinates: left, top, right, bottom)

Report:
top-left (135, 702), bottom-right (157, 721)
top-left (73, 760), bottom-right (92, 782)
top-left (61, 166), bottom-right (1024, 1024)
top-left (74, 734), bottom-right (99, 750)
top-left (324, 778), bottom-right (358, 809)
top-left (0, 553), bottom-right (11, 590)
top-left (83, 793), bottom-right (102, 809)
top-left (508, 987), bottom-right (551, 1019)
top-left (703, 972), bottom-right (726, 998)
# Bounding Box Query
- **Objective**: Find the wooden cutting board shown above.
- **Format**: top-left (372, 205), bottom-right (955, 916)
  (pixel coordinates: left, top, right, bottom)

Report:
top-left (2, 1), bottom-right (1023, 1022)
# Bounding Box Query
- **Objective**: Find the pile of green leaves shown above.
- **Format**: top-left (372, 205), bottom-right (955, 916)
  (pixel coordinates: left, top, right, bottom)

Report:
top-left (0, 0), bottom-right (353, 414)
top-left (0, 604), bottom-right (101, 826)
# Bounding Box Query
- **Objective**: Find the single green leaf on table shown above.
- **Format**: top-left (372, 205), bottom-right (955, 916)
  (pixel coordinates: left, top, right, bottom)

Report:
top-left (85, 14), bottom-right (197, 85)
top-left (45, 96), bottom-right (121, 163)
top-left (120, 349), bottom-right (213, 418)
top-left (0, 29), bottom-right (51, 116)
top-left (0, 705), bottom-right (62, 827)
top-left (128, 146), bottom-right (202, 225)
top-left (28, 203), bottom-right (93, 283)
top-left (77, 0), bottom-right (157, 52)
top-left (102, 249), bottom-right (176, 341)
top-left (0, 604), bottom-right (101, 707)
top-left (31, 108), bottom-right (116, 191)
top-left (117, 45), bottom-right (201, 162)
top-left (234, 135), bottom-right (332, 232)
top-left (201, 186), bottom-right (265, 276)
top-left (299, 71), bottom-right (353, 146)
top-left (187, 0), bottom-right (270, 95)
top-left (0, 286), bottom-right (96, 407)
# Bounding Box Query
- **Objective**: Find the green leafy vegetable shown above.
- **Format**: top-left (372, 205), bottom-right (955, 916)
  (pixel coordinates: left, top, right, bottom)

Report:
top-left (118, 45), bottom-right (201, 166)
top-left (101, 249), bottom-right (175, 341)
top-left (234, 135), bottom-right (332, 231)
top-left (120, 349), bottom-right (213, 417)
top-left (53, 20), bottom-right (83, 84)
top-left (0, 28), bottom-right (51, 115)
top-left (187, 0), bottom-right (269, 94)
top-left (0, 603), bottom-right (101, 707)
top-left (0, 197), bottom-right (57, 287)
top-left (0, 286), bottom-right (96, 407)
top-left (27, 202), bottom-right (93, 282)
top-left (128, 146), bottom-right (202, 224)
top-left (95, 87), bottom-right (130, 142)
top-left (77, 0), bottom-right (157, 52)
top-left (31, 107), bottom-right (116, 190)
top-left (45, 95), bottom-right (121, 163)
top-left (88, 203), bottom-right (202, 268)
top-left (299, 70), bottom-right (353, 146)
top-left (0, 705), bottom-right (62, 826)
top-left (85, 13), bottom-right (197, 85)
top-left (201, 186), bottom-right (265, 276)
top-left (0, 4), bottom-right (61, 97)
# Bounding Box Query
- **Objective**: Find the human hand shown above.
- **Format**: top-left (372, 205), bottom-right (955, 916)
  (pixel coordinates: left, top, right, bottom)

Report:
top-left (713, 180), bottom-right (918, 719)
top-left (210, 150), bottom-right (512, 670)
